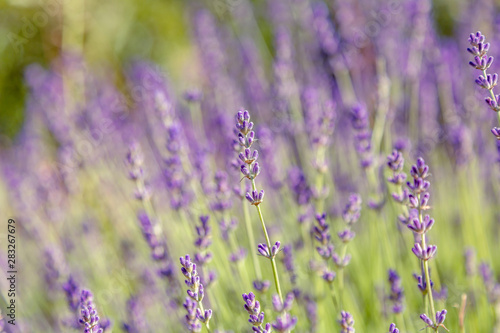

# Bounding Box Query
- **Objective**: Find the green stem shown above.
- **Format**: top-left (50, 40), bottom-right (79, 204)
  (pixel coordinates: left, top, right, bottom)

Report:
top-left (251, 179), bottom-right (284, 302)
top-left (242, 195), bottom-right (263, 280)
top-left (314, 145), bottom-right (327, 213)
top-left (397, 312), bottom-right (408, 333)
top-left (424, 295), bottom-right (430, 333)
top-left (328, 282), bottom-right (338, 314)
top-left (419, 206), bottom-right (437, 331)
top-left (338, 243), bottom-right (348, 309)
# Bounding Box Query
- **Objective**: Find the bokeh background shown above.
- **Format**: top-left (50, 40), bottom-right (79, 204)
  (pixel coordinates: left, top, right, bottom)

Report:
top-left (1, 0), bottom-right (500, 332)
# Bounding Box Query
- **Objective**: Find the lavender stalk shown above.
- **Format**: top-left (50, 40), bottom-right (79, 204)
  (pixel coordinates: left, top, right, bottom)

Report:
top-left (466, 31), bottom-right (500, 139)
top-left (180, 255), bottom-right (213, 331)
top-left (236, 109), bottom-right (284, 302)
top-left (406, 158), bottom-right (447, 332)
top-left (78, 290), bottom-right (105, 333)
top-left (335, 194), bottom-right (361, 308)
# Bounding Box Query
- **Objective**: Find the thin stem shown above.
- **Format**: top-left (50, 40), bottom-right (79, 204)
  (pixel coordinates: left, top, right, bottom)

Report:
top-left (242, 194), bottom-right (263, 280)
top-left (314, 145), bottom-right (327, 213)
top-left (251, 179), bottom-right (284, 302)
top-left (424, 295), bottom-right (430, 333)
top-left (419, 207), bottom-right (437, 331)
top-left (338, 243), bottom-right (348, 309)
top-left (416, 190), bottom-right (437, 332)
top-left (397, 312), bottom-right (408, 333)
top-left (328, 283), bottom-right (339, 314)
top-left (459, 293), bottom-right (467, 333)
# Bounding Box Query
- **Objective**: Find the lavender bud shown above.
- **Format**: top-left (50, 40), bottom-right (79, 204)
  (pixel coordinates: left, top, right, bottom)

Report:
top-left (338, 311), bottom-right (355, 332)
top-left (388, 323), bottom-right (399, 333)
top-left (420, 313), bottom-right (433, 327)
top-left (338, 229), bottom-right (356, 243)
top-left (388, 269), bottom-right (404, 314)
top-left (333, 253), bottom-right (352, 268)
top-left (322, 270), bottom-right (336, 283)
top-left (492, 127), bottom-right (500, 139)
top-left (407, 215), bottom-right (434, 234)
top-left (271, 313), bottom-right (298, 332)
top-left (246, 190), bottom-right (265, 206)
top-left (253, 280), bottom-right (271, 293)
top-left (272, 292), bottom-right (294, 313)
top-left (411, 243), bottom-right (437, 261)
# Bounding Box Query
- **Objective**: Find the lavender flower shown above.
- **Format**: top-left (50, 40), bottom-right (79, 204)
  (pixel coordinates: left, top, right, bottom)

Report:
top-left (230, 247), bottom-right (248, 263)
top-left (122, 295), bottom-right (149, 333)
top-left (342, 194), bottom-right (362, 226)
top-left (78, 289), bottom-right (104, 333)
top-left (388, 323), bottom-right (399, 333)
top-left (272, 292), bottom-right (294, 313)
top-left (387, 150), bottom-right (407, 186)
top-left (350, 104), bottom-right (373, 169)
top-left (137, 212), bottom-right (175, 281)
top-left (210, 171), bottom-right (233, 212)
top-left (387, 151), bottom-right (411, 226)
top-left (126, 142), bottom-right (150, 201)
top-left (313, 213), bottom-right (333, 259)
top-left (235, 109), bottom-right (284, 301)
top-left (179, 255), bottom-right (212, 329)
top-left (479, 262), bottom-right (500, 303)
top-left (467, 31), bottom-right (500, 139)
top-left (246, 190), bottom-right (265, 206)
top-left (387, 269), bottom-right (404, 314)
top-left (242, 292), bottom-right (271, 333)
top-left (405, 157), bottom-right (442, 331)
top-left (280, 244), bottom-right (297, 285)
top-left (253, 280), bottom-right (271, 293)
top-left (413, 271), bottom-right (434, 296)
top-left (339, 311), bottom-right (354, 333)
top-left (63, 276), bottom-right (80, 312)
top-left (312, 212), bottom-right (336, 285)
top-left (272, 313), bottom-right (298, 332)
top-left (287, 166), bottom-right (313, 207)
top-left (257, 241), bottom-right (282, 259)
top-left (183, 298), bottom-right (202, 332)
top-left (335, 194), bottom-right (361, 305)
top-left (194, 216), bottom-right (213, 254)
top-left (419, 310), bottom-right (448, 331)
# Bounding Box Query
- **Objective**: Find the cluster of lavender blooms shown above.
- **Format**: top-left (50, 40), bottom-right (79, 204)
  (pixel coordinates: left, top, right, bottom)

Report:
top-left (127, 142), bottom-right (176, 283)
top-left (350, 104), bottom-right (373, 169)
top-left (467, 31), bottom-right (500, 139)
top-left (242, 292), bottom-right (271, 333)
top-left (389, 156), bottom-right (448, 331)
top-left (479, 263), bottom-right (500, 304)
top-left (180, 255), bottom-right (212, 331)
top-left (388, 323), bottom-right (399, 333)
top-left (194, 216), bottom-right (216, 288)
top-left (7, 0), bottom-right (500, 331)
top-left (79, 290), bottom-right (104, 333)
top-left (338, 311), bottom-right (354, 333)
top-left (62, 277), bottom-right (111, 332)
top-left (235, 109), bottom-right (284, 301)
top-left (313, 212), bottom-right (336, 283)
top-left (387, 269), bottom-right (404, 314)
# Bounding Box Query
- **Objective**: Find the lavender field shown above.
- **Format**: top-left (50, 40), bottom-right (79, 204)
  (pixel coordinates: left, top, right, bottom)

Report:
top-left (1, 0), bottom-right (500, 332)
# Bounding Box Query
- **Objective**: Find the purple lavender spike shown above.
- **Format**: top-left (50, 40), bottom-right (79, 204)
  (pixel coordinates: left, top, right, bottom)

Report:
top-left (388, 269), bottom-right (404, 314)
top-left (388, 323), bottom-right (399, 333)
top-left (338, 311), bottom-right (354, 332)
